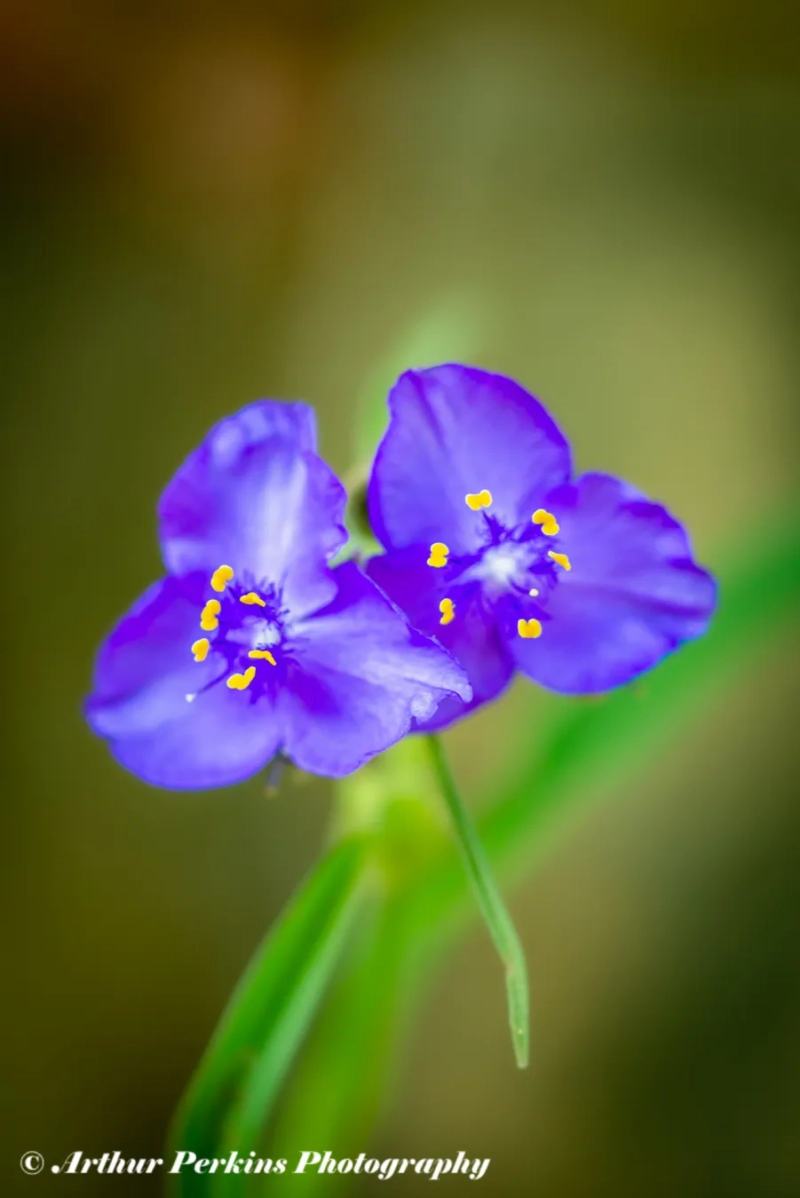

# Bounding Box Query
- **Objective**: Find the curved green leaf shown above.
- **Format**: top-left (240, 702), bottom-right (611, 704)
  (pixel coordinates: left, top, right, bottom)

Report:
top-left (263, 895), bottom-right (409, 1195)
top-left (168, 835), bottom-right (368, 1198)
top-left (425, 734), bottom-right (529, 1068)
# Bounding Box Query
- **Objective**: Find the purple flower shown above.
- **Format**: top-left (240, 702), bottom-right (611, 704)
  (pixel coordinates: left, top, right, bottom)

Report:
top-left (366, 364), bottom-right (716, 731)
top-left (86, 401), bottom-right (470, 787)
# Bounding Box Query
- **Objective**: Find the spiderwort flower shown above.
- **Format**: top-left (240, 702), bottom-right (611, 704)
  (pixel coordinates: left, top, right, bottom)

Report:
top-left (86, 401), bottom-right (470, 787)
top-left (366, 364), bottom-right (716, 730)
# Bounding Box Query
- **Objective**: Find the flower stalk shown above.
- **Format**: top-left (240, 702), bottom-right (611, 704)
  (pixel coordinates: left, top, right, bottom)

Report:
top-left (425, 734), bottom-right (529, 1068)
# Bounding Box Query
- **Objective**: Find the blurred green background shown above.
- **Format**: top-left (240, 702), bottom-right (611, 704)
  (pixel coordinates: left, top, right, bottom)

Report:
top-left (2, 1), bottom-right (799, 1194)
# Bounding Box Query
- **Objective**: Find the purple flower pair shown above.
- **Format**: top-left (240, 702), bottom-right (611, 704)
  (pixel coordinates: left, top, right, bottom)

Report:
top-left (87, 366), bottom-right (716, 787)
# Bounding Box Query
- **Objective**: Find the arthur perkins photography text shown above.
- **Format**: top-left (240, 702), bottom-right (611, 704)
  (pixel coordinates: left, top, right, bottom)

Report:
top-left (49, 1150), bottom-right (491, 1181)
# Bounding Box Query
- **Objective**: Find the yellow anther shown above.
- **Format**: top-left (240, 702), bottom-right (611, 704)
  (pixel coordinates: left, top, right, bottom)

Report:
top-left (210, 564), bottom-right (234, 592)
top-left (200, 599), bottom-right (221, 631)
top-left (191, 637), bottom-right (210, 662)
top-left (465, 489), bottom-right (493, 511)
top-left (439, 597), bottom-right (456, 626)
top-left (529, 588), bottom-right (539, 597)
top-left (427, 542), bottom-right (450, 568)
top-left (240, 592), bottom-right (266, 607)
top-left (249, 649), bottom-right (277, 666)
top-left (517, 617), bottom-right (543, 639)
top-left (532, 508), bottom-right (559, 536)
top-left (548, 551), bottom-right (571, 571)
top-left (226, 666), bottom-right (257, 690)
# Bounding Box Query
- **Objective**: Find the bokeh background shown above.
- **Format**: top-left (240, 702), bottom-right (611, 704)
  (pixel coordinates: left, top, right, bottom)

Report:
top-left (2, 1), bottom-right (799, 1194)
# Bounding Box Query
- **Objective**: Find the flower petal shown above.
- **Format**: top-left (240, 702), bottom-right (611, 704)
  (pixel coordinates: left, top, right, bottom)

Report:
top-left (511, 473), bottom-right (717, 693)
top-left (86, 575), bottom-right (281, 788)
top-left (158, 401), bottom-right (347, 617)
top-left (366, 548), bottom-right (514, 730)
top-left (367, 365), bottom-right (572, 554)
top-left (280, 562), bottom-right (471, 776)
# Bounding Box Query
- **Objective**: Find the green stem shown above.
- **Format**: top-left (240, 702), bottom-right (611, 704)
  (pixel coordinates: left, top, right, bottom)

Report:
top-left (425, 734), bottom-right (529, 1068)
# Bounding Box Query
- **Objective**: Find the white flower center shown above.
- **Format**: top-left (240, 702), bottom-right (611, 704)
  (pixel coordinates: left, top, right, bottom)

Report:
top-left (227, 617), bottom-right (282, 649)
top-left (465, 542), bottom-right (532, 594)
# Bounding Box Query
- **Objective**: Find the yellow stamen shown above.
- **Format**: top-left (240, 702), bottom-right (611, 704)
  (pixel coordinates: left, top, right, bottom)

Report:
top-left (249, 649), bottom-right (277, 666)
top-left (240, 592), bottom-right (266, 607)
top-left (210, 564), bottom-right (234, 592)
top-left (548, 551), bottom-right (571, 571)
top-left (191, 637), bottom-right (210, 662)
top-left (465, 488), bottom-right (493, 511)
top-left (517, 617), bottom-right (543, 639)
top-left (529, 588), bottom-right (539, 596)
top-left (226, 665), bottom-right (257, 690)
top-left (200, 599), bottom-right (221, 630)
top-left (532, 508), bottom-right (559, 536)
top-left (427, 542), bottom-right (450, 568)
top-left (439, 597), bottom-right (455, 626)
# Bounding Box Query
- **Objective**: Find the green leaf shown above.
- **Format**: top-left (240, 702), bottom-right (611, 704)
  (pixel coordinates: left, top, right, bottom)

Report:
top-left (425, 734), bottom-right (529, 1068)
top-left (168, 835), bottom-right (368, 1198)
top-left (263, 895), bottom-right (410, 1195)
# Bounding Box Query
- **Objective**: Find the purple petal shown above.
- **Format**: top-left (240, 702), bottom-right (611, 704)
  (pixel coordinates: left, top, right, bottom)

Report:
top-left (279, 562), bottom-right (471, 776)
top-left (366, 548), bottom-right (514, 731)
top-left (158, 401), bottom-right (347, 617)
top-left (87, 575), bottom-right (281, 788)
top-left (367, 365), bottom-right (572, 554)
top-left (511, 473), bottom-right (717, 693)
